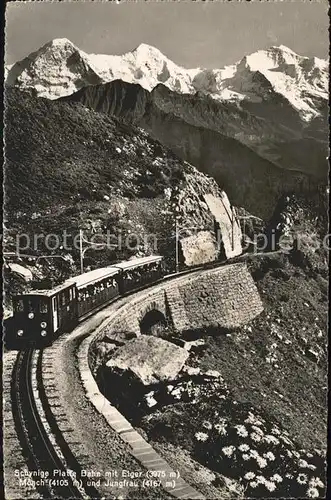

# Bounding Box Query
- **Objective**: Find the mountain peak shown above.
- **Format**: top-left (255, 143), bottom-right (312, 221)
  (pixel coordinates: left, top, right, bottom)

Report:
top-left (273, 44), bottom-right (298, 54)
top-left (48, 37), bottom-right (75, 47)
top-left (132, 43), bottom-right (167, 60)
top-left (40, 37), bottom-right (79, 54)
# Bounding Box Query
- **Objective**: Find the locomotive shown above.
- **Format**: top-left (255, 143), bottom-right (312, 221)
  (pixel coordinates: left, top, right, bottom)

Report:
top-left (6, 255), bottom-right (164, 347)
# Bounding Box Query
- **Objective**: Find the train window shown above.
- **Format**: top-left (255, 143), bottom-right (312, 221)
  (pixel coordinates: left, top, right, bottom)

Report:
top-left (27, 300), bottom-right (35, 312)
top-left (14, 299), bottom-right (24, 312)
top-left (40, 299), bottom-right (48, 313)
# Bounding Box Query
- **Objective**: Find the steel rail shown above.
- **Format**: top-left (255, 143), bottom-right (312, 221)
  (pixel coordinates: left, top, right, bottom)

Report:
top-left (11, 349), bottom-right (85, 499)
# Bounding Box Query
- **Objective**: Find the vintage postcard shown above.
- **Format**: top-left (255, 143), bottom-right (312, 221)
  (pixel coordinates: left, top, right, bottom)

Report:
top-left (2, 1), bottom-right (329, 499)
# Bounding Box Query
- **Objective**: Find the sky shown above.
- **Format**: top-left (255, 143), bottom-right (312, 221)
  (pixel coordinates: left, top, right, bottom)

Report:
top-left (5, 1), bottom-right (329, 68)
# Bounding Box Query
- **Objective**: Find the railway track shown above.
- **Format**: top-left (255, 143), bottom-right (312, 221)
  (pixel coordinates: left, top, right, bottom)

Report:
top-left (11, 349), bottom-right (98, 499)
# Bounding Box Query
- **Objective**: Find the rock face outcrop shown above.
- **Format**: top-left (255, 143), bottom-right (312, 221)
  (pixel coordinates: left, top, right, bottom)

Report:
top-left (204, 193), bottom-right (242, 259)
top-left (180, 231), bottom-right (219, 267)
top-left (106, 336), bottom-right (189, 386)
top-left (8, 263), bottom-right (33, 282)
top-left (174, 165), bottom-right (243, 264)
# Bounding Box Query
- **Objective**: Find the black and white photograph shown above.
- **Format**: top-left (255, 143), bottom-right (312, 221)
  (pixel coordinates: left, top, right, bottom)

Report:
top-left (2, 1), bottom-right (329, 499)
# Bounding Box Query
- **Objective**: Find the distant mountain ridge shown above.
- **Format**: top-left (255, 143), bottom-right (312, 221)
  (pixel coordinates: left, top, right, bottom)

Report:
top-left (60, 79), bottom-right (327, 218)
top-left (6, 38), bottom-right (328, 124)
top-left (63, 79), bottom-right (328, 177)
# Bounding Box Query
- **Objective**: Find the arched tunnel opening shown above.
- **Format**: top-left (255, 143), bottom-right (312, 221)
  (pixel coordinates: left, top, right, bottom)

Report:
top-left (140, 309), bottom-right (167, 337)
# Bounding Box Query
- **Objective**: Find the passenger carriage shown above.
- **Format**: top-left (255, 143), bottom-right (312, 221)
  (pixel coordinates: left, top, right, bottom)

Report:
top-left (65, 267), bottom-right (120, 320)
top-left (113, 255), bottom-right (164, 294)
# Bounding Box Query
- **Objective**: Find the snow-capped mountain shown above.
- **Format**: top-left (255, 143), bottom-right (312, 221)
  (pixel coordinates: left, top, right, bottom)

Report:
top-left (5, 38), bottom-right (199, 99)
top-left (6, 38), bottom-right (328, 122)
top-left (5, 39), bottom-right (104, 98)
top-left (214, 45), bottom-right (328, 122)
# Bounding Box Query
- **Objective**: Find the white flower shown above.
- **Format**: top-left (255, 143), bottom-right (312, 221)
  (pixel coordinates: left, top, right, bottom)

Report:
top-left (287, 450), bottom-right (293, 458)
top-left (250, 481), bottom-right (258, 488)
top-left (244, 412), bottom-right (259, 425)
top-left (195, 432), bottom-right (208, 442)
top-left (297, 473), bottom-right (308, 485)
top-left (235, 424), bottom-right (248, 437)
top-left (271, 474), bottom-right (283, 483)
top-left (263, 435), bottom-right (280, 445)
top-left (256, 457), bottom-right (268, 469)
top-left (239, 444), bottom-right (250, 452)
top-left (251, 432), bottom-right (262, 442)
top-left (285, 473), bottom-right (293, 479)
top-left (281, 435), bottom-right (293, 446)
top-left (250, 449), bottom-right (260, 459)
top-left (309, 477), bottom-right (324, 489)
top-left (306, 487), bottom-right (320, 498)
top-left (242, 453), bottom-right (250, 461)
top-left (222, 445), bottom-right (236, 457)
top-left (214, 423), bottom-right (227, 436)
top-left (251, 425), bottom-right (264, 436)
top-left (244, 472), bottom-right (256, 480)
top-left (271, 427), bottom-right (281, 435)
top-left (256, 475), bottom-right (266, 484)
top-left (264, 451), bottom-right (276, 461)
top-left (265, 480), bottom-right (277, 492)
top-left (244, 412), bottom-right (254, 424)
top-left (298, 459), bottom-right (310, 468)
top-left (202, 420), bottom-right (212, 430)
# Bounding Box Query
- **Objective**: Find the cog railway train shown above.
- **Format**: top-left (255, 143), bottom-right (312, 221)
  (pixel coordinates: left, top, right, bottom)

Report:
top-left (6, 255), bottom-right (164, 347)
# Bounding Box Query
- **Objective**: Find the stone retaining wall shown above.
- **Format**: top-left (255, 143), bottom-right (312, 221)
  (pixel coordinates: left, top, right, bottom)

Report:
top-left (89, 263), bottom-right (263, 373)
top-left (178, 263), bottom-right (264, 331)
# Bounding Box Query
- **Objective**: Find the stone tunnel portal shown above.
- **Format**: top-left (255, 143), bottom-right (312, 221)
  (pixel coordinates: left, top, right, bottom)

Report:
top-left (139, 309), bottom-right (167, 337)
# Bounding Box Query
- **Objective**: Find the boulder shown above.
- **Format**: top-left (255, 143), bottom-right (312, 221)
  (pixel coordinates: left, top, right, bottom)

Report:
top-left (182, 338), bottom-right (206, 352)
top-left (106, 336), bottom-right (189, 386)
top-left (103, 330), bottom-right (137, 346)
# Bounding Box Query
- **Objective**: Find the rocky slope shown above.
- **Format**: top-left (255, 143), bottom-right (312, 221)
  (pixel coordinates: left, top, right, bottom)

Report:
top-left (4, 88), bottom-right (238, 308)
